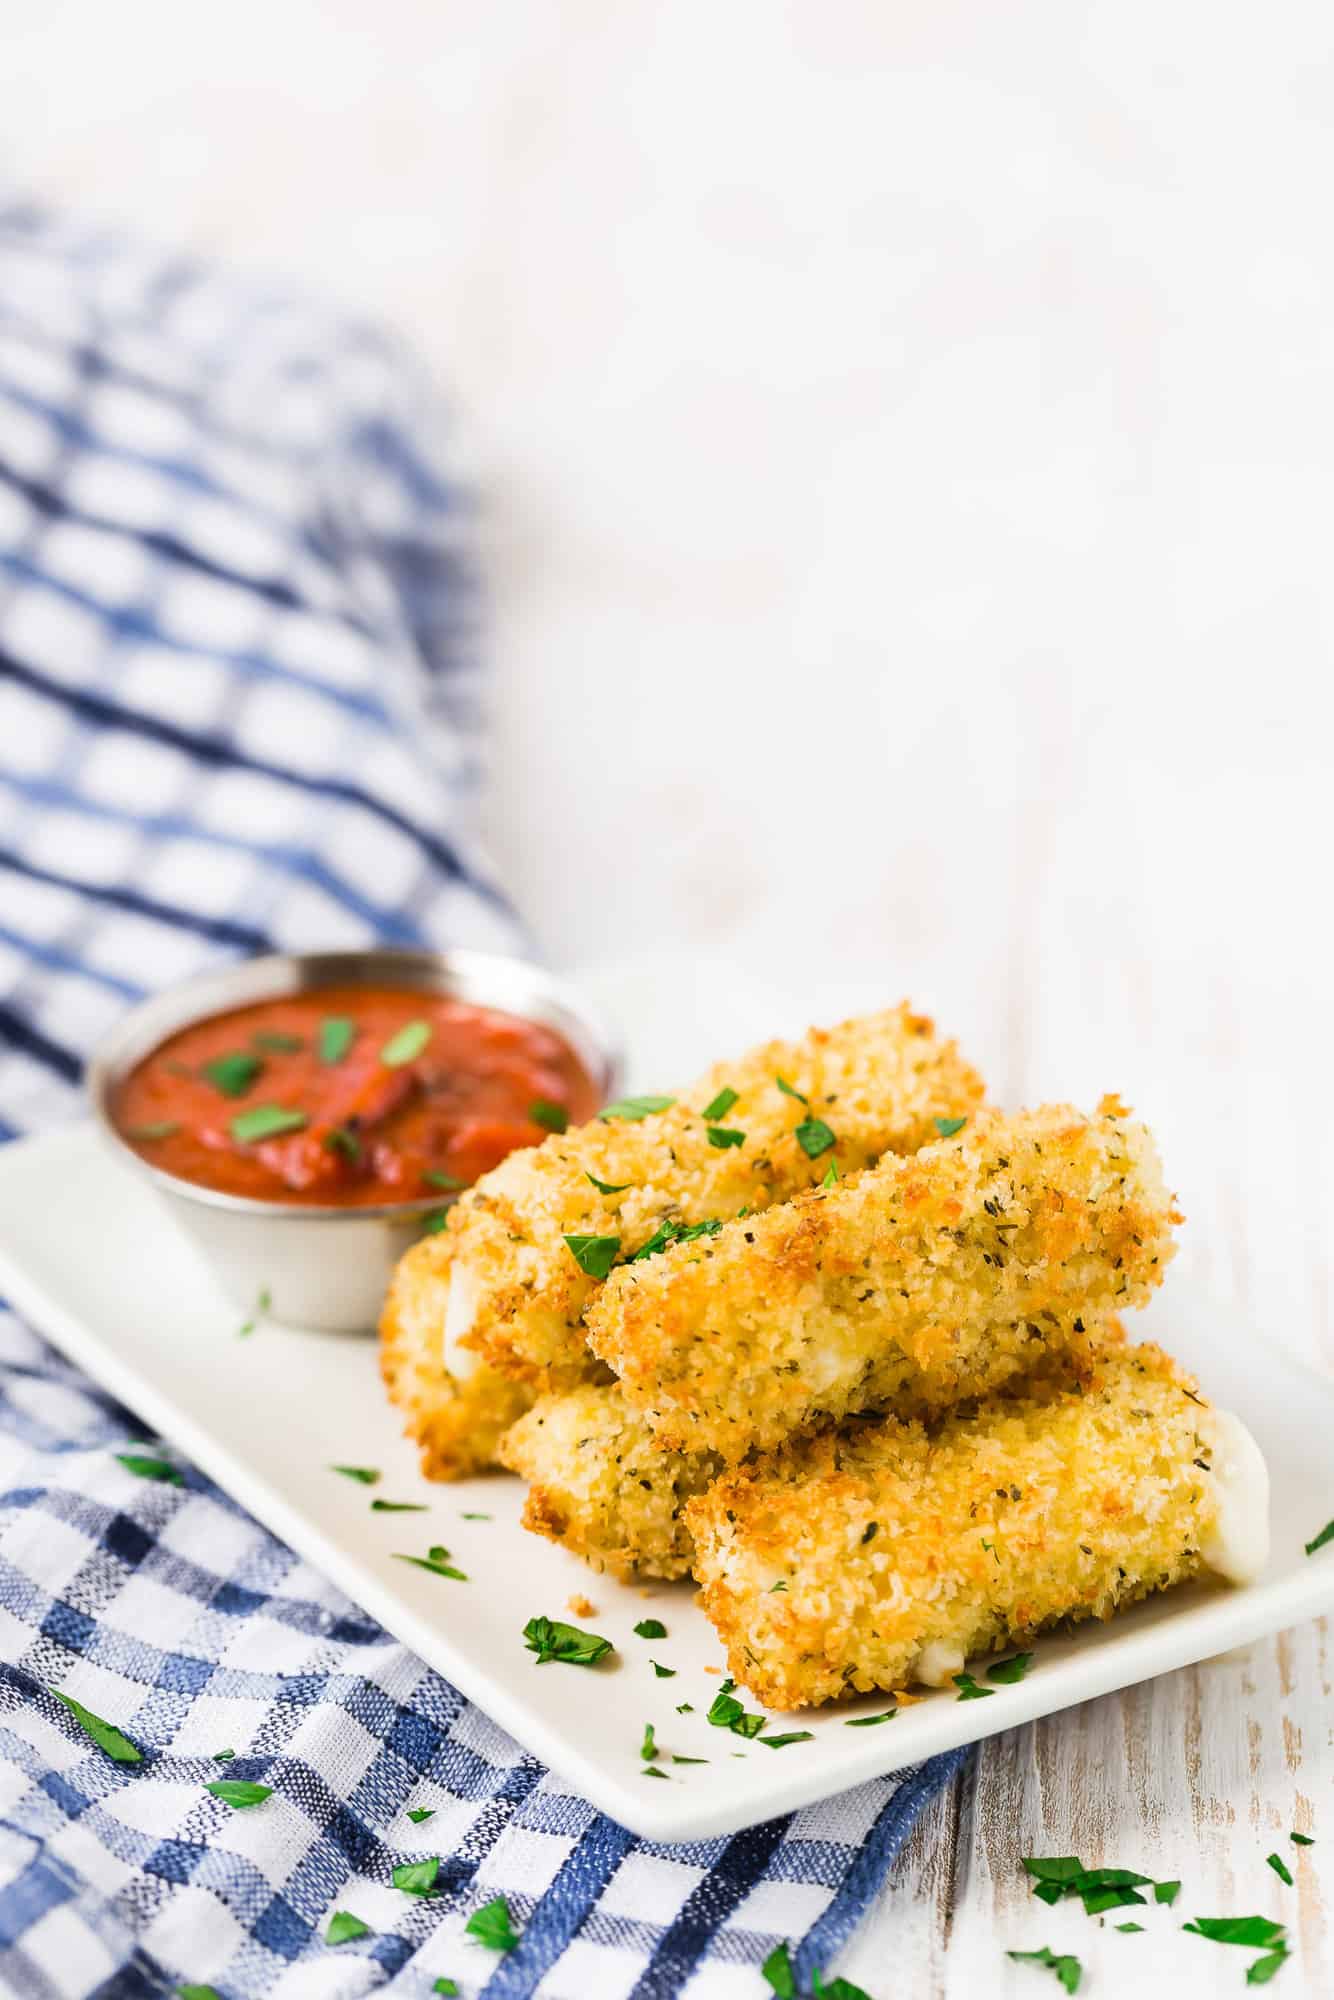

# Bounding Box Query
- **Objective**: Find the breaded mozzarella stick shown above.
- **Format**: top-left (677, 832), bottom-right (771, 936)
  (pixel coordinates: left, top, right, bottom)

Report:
top-left (498, 1383), bottom-right (722, 1580)
top-left (443, 1005), bottom-right (985, 1392)
top-left (686, 1338), bottom-right (1269, 1708)
top-left (380, 1235), bottom-right (534, 1480)
top-left (586, 1097), bottom-right (1180, 1460)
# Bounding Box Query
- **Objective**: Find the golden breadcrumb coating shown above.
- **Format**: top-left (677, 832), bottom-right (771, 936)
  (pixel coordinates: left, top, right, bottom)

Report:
top-left (498, 1382), bottom-right (723, 1580)
top-left (443, 1004), bottom-right (985, 1392)
top-left (686, 1337), bottom-right (1222, 1708)
top-left (587, 1096), bottom-right (1180, 1460)
top-left (379, 1233), bottom-right (533, 1480)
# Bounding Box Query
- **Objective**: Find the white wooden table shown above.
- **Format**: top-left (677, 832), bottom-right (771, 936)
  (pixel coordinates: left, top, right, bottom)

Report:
top-left (5, 4), bottom-right (1333, 1990)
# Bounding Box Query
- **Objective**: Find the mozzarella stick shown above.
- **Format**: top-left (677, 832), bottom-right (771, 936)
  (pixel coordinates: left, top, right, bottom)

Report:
top-left (498, 1383), bottom-right (722, 1580)
top-left (442, 1004), bottom-right (985, 1392)
top-left (380, 1234), bottom-right (534, 1479)
top-left (686, 1337), bottom-right (1269, 1708)
top-left (586, 1096), bottom-right (1180, 1460)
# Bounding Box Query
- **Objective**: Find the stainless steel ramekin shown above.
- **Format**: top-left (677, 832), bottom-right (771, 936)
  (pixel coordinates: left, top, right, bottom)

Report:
top-left (86, 949), bottom-right (622, 1334)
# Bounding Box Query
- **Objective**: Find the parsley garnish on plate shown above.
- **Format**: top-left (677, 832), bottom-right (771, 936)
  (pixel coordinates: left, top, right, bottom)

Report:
top-left (54, 1691), bottom-right (142, 1763)
top-left (563, 1233), bottom-right (621, 1279)
top-left (395, 1547), bottom-right (468, 1581)
top-left (115, 1450), bottom-right (183, 1484)
top-left (206, 1780), bottom-right (273, 1810)
top-left (703, 1087), bottom-right (738, 1121)
top-left (466, 1895), bottom-right (520, 1951)
top-left (230, 1104), bottom-right (306, 1143)
top-left (523, 1616), bottom-right (614, 1666)
top-left (706, 1126), bottom-right (746, 1149)
top-left (325, 1124), bottom-right (360, 1162)
top-left (761, 1731), bottom-right (814, 1749)
top-left (252, 1031), bottom-right (302, 1053)
top-left (953, 1672), bottom-right (994, 1700)
top-left (600, 1095), bottom-right (675, 1121)
top-left (707, 1682), bottom-right (767, 1737)
top-left (127, 1121), bottom-right (179, 1141)
top-left (1183, 1916), bottom-right (1287, 1948)
top-left (237, 1285), bottom-right (271, 1336)
top-left (529, 1099), bottom-right (568, 1133)
top-left (202, 1051), bottom-right (262, 1098)
top-left (326, 1910), bottom-right (372, 1944)
top-left (634, 1618), bottom-right (667, 1639)
top-left (988, 1652), bottom-right (1034, 1684)
top-left (370, 1499), bottom-right (429, 1512)
top-left (331, 1465), bottom-right (380, 1484)
top-left (1304, 1520), bottom-right (1334, 1555)
top-left (1116, 1922), bottom-right (1144, 1932)
top-left (640, 1723), bottom-right (658, 1761)
top-left (407, 1807), bottom-right (434, 1824)
top-left (650, 1660), bottom-right (676, 1678)
top-left (934, 1115), bottom-right (967, 1138)
top-left (380, 1020), bottom-right (431, 1067)
top-left (1007, 1945), bottom-right (1082, 1994)
top-left (460, 1511), bottom-right (491, 1520)
top-left (1267, 1852), bottom-right (1294, 1886)
top-left (844, 1709), bottom-right (898, 1727)
top-left (586, 1171), bottom-right (632, 1194)
top-left (392, 1857), bottom-right (440, 1896)
top-left (794, 1117), bottom-right (836, 1158)
top-left (672, 1754), bottom-right (708, 1766)
top-left (318, 1017), bottom-right (355, 1064)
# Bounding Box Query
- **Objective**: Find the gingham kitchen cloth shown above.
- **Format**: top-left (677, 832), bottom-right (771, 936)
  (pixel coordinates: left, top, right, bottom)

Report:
top-left (0, 204), bottom-right (964, 1999)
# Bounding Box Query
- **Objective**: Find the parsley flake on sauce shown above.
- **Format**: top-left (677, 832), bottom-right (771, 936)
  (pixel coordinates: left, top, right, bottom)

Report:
top-left (318, 1017), bottom-right (355, 1064)
top-left (1006, 1945), bottom-right (1082, 1994)
top-left (634, 1618), bottom-right (667, 1639)
top-left (380, 1020), bottom-right (431, 1067)
top-left (230, 1104), bottom-right (307, 1143)
top-left (252, 1031), bottom-right (302, 1053)
top-left (466, 1895), bottom-right (520, 1951)
top-left (934, 1115), bottom-right (968, 1138)
top-left (586, 1171), bottom-right (632, 1194)
top-left (523, 1616), bottom-right (614, 1667)
top-left (600, 1095), bottom-right (675, 1121)
top-left (206, 1779), bottom-right (273, 1810)
top-left (529, 1099), bottom-right (569, 1133)
top-left (706, 1126), bottom-right (746, 1149)
top-left (331, 1465), bottom-right (380, 1484)
top-left (423, 1169), bottom-right (464, 1190)
top-left (126, 1121), bottom-right (179, 1142)
top-left (54, 1691), bottom-right (142, 1763)
top-left (115, 1451), bottom-right (183, 1485)
top-left (794, 1117), bottom-right (836, 1159)
top-left (1304, 1519), bottom-right (1334, 1555)
top-left (703, 1087), bottom-right (739, 1121)
top-left (201, 1051), bottom-right (262, 1098)
top-left (324, 1124), bottom-right (360, 1162)
top-left (563, 1233), bottom-right (622, 1279)
top-left (326, 1911), bottom-right (372, 1944)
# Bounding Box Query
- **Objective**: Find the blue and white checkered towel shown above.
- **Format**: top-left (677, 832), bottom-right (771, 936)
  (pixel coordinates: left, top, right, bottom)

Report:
top-left (0, 206), bottom-right (963, 1999)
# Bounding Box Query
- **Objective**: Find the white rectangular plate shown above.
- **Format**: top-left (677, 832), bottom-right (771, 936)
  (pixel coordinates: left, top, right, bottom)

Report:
top-left (3, 1121), bottom-right (1334, 1842)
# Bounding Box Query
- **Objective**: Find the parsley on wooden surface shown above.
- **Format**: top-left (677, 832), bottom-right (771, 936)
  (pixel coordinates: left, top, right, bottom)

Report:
top-left (230, 1104), bottom-right (306, 1143)
top-left (54, 1691), bottom-right (141, 1763)
top-left (523, 1616), bottom-right (614, 1667)
top-left (1291, 1831), bottom-right (1315, 1845)
top-left (1182, 1916), bottom-right (1287, 1947)
top-left (370, 1500), bottom-right (429, 1512)
top-left (1267, 1852), bottom-right (1294, 1886)
top-left (1007, 1945), bottom-right (1082, 1994)
top-left (563, 1233), bottom-right (621, 1278)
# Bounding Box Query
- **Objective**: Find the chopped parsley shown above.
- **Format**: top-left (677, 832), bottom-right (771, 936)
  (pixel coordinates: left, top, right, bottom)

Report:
top-left (1266, 1852), bottom-right (1294, 1886)
top-left (640, 1723), bottom-right (658, 1761)
top-left (672, 1754), bottom-right (708, 1765)
top-left (1247, 1954), bottom-right (1290, 1986)
top-left (706, 1126), bottom-right (746, 1149)
top-left (1007, 1945), bottom-right (1082, 1994)
top-left (407, 1807), bottom-right (434, 1824)
top-left (563, 1232), bottom-right (621, 1279)
top-left (370, 1499), bottom-right (429, 1512)
top-left (465, 1895), bottom-right (520, 1951)
top-left (394, 1548), bottom-right (468, 1582)
top-left (987, 1652), bottom-right (1034, 1684)
top-left (775, 1076), bottom-right (809, 1105)
top-left (177, 1984), bottom-right (222, 1998)
top-left (643, 1764), bottom-right (670, 1779)
top-left (794, 1117), bottom-right (836, 1158)
top-left (213, 1749), bottom-right (235, 1761)
top-left (331, 1465), bottom-right (380, 1484)
top-left (586, 1171), bottom-right (632, 1194)
top-left (676, 1702), bottom-right (694, 1714)
top-left (707, 1682), bottom-right (767, 1737)
top-left (380, 1020), bottom-right (431, 1067)
top-left (1022, 1856), bottom-right (1178, 1915)
top-left (252, 1031), bottom-right (302, 1052)
top-left (821, 1160), bottom-right (838, 1186)
top-left (601, 1095), bottom-right (675, 1121)
top-left (326, 1910), bottom-right (372, 1944)
top-left (629, 1217), bottom-right (722, 1261)
top-left (461, 1511), bottom-right (491, 1521)
top-left (53, 1691), bottom-right (142, 1763)
top-left (844, 1709), bottom-right (898, 1727)
top-left (1304, 1520), bottom-right (1334, 1555)
top-left (392, 1857), bottom-right (440, 1896)
top-left (229, 1104), bottom-right (307, 1143)
top-left (934, 1115), bottom-right (967, 1138)
top-left (703, 1087), bottom-right (738, 1121)
top-left (650, 1661), bottom-right (676, 1678)
top-left (761, 1732), bottom-right (814, 1749)
top-left (1182, 1916), bottom-right (1287, 1948)
top-left (953, 1673), bottom-right (994, 1700)
top-left (201, 1051), bottom-right (262, 1098)
top-left (762, 1942), bottom-right (796, 1998)
top-left (126, 1121), bottom-right (179, 1141)
top-left (115, 1451), bottom-right (183, 1485)
top-left (423, 1169), bottom-right (464, 1190)
top-left (421, 1208), bottom-right (450, 1235)
top-left (433, 1983), bottom-right (460, 1998)
top-left (318, 1017), bottom-right (355, 1064)
top-left (325, 1124), bottom-right (360, 1162)
top-left (1116, 1922), bottom-right (1144, 1933)
top-left (523, 1615), bottom-right (614, 1666)
top-left (237, 1285), bottom-right (271, 1336)
top-left (529, 1099), bottom-right (568, 1133)
top-left (769, 1580), bottom-right (788, 1593)
top-left (634, 1618), bottom-right (667, 1639)
top-left (206, 1780), bottom-right (273, 1810)
top-left (811, 1973), bottom-right (871, 2000)
top-left (1291, 1832), bottom-right (1315, 1845)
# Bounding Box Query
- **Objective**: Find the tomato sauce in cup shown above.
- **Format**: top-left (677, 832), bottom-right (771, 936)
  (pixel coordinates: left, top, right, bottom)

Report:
top-left (110, 986), bottom-right (599, 1206)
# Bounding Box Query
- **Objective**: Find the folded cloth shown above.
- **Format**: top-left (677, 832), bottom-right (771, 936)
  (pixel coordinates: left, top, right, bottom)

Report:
top-left (0, 207), bottom-right (963, 1999)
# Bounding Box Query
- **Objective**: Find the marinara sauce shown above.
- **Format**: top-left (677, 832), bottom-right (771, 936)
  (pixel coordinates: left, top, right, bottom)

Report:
top-left (111, 987), bottom-right (599, 1205)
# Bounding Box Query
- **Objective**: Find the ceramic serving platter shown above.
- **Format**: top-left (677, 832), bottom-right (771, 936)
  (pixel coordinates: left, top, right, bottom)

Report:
top-left (3, 997), bottom-right (1334, 1840)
